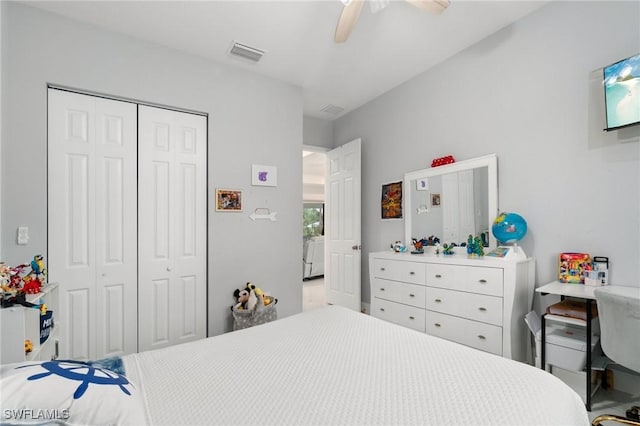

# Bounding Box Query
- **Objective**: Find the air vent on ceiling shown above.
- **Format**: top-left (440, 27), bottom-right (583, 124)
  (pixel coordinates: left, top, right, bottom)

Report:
top-left (227, 41), bottom-right (265, 63)
top-left (321, 104), bottom-right (345, 115)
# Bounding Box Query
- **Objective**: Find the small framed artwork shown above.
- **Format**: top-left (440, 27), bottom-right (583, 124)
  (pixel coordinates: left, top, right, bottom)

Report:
top-left (216, 189), bottom-right (243, 212)
top-left (381, 181), bottom-right (403, 220)
top-left (252, 164), bottom-right (277, 187)
top-left (430, 192), bottom-right (441, 208)
top-left (416, 178), bottom-right (429, 191)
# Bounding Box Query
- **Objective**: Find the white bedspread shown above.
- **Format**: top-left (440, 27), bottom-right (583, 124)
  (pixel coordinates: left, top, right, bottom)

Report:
top-left (124, 306), bottom-right (588, 425)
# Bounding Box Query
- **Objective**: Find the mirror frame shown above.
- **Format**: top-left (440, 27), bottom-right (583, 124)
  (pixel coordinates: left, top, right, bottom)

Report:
top-left (403, 154), bottom-right (499, 249)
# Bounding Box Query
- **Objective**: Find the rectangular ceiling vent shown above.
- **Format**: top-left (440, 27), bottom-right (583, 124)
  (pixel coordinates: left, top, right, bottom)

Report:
top-left (227, 41), bottom-right (265, 63)
top-left (321, 104), bottom-right (345, 116)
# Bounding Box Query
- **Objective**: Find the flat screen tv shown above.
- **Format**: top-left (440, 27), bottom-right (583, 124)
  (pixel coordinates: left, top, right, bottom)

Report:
top-left (603, 53), bottom-right (640, 131)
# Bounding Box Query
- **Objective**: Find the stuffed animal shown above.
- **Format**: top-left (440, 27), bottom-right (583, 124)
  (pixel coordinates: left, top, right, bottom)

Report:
top-left (233, 285), bottom-right (258, 311)
top-left (246, 282), bottom-right (274, 306)
top-left (233, 288), bottom-right (250, 310)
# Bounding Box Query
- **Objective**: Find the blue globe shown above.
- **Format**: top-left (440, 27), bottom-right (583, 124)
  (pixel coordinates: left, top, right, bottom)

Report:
top-left (492, 212), bottom-right (527, 244)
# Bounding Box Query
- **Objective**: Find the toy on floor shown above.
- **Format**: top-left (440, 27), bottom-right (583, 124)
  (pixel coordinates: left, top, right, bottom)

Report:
top-left (246, 282), bottom-right (275, 306)
top-left (233, 286), bottom-right (257, 311)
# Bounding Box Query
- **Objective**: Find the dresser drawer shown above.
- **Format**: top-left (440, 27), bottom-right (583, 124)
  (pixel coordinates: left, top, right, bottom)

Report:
top-left (372, 278), bottom-right (426, 309)
top-left (425, 287), bottom-right (503, 326)
top-left (372, 258), bottom-right (426, 285)
top-left (426, 264), bottom-right (503, 297)
top-left (426, 311), bottom-right (503, 356)
top-left (372, 298), bottom-right (426, 332)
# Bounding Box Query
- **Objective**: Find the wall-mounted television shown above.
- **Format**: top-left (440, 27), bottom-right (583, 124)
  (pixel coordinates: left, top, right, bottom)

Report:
top-left (603, 53), bottom-right (640, 131)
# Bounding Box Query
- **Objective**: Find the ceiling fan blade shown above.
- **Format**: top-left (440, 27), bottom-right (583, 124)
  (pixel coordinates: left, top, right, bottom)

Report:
top-left (334, 0), bottom-right (365, 43)
top-left (405, 0), bottom-right (450, 15)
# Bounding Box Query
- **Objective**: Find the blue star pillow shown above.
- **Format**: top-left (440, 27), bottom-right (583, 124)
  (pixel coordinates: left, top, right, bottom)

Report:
top-left (1, 359), bottom-right (147, 425)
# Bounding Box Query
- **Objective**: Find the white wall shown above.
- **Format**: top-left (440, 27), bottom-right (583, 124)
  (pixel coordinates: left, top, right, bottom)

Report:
top-left (1, 3), bottom-right (303, 336)
top-left (334, 1), bottom-right (640, 308)
top-left (303, 116), bottom-right (334, 150)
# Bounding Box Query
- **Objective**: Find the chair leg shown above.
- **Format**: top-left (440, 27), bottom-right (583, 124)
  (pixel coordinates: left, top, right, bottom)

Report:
top-left (592, 414), bottom-right (640, 426)
top-left (627, 406), bottom-right (640, 421)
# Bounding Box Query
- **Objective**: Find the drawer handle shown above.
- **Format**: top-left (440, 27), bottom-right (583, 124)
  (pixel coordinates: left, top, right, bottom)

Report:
top-left (435, 299), bottom-right (442, 303)
top-left (478, 335), bottom-right (486, 340)
top-left (478, 279), bottom-right (487, 283)
top-left (380, 267), bottom-right (386, 271)
top-left (435, 274), bottom-right (442, 278)
top-left (380, 308), bottom-right (385, 312)
top-left (409, 294), bottom-right (415, 297)
top-left (478, 307), bottom-right (487, 312)
top-left (409, 271), bottom-right (415, 275)
top-left (380, 288), bottom-right (385, 291)
top-left (434, 323), bottom-right (441, 327)
top-left (409, 316), bottom-right (415, 320)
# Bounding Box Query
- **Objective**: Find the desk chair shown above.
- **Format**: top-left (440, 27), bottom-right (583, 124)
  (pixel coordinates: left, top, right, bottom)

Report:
top-left (592, 286), bottom-right (640, 426)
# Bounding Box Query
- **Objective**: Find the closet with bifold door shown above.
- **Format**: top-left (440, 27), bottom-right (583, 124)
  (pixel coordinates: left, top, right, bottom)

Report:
top-left (47, 88), bottom-right (207, 360)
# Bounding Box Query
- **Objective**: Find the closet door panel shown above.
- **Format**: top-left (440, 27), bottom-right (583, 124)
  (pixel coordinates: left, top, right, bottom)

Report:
top-left (173, 112), bottom-right (207, 342)
top-left (138, 106), bottom-right (206, 351)
top-left (48, 89), bottom-right (137, 359)
top-left (49, 90), bottom-right (97, 360)
top-left (95, 98), bottom-right (138, 357)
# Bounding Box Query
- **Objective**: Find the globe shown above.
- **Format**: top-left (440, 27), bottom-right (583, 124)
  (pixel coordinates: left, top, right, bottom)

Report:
top-left (492, 212), bottom-right (528, 244)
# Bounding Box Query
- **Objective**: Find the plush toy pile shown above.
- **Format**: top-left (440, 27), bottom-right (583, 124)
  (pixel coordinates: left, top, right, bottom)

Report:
top-left (231, 282), bottom-right (278, 331)
top-left (233, 282), bottom-right (275, 311)
top-left (1, 255), bottom-right (48, 308)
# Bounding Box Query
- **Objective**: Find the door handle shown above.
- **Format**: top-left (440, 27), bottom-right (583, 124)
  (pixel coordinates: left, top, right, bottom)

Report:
top-left (352, 244), bottom-right (361, 250)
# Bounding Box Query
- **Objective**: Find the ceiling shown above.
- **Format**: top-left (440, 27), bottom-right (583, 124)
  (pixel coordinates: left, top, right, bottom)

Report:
top-left (24, 0), bottom-right (549, 120)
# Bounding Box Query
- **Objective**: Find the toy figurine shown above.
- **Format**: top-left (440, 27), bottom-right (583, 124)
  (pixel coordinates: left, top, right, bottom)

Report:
top-left (442, 243), bottom-right (456, 256)
top-left (30, 255), bottom-right (47, 282)
top-left (24, 339), bottom-right (33, 355)
top-left (391, 241), bottom-right (407, 253)
top-left (411, 238), bottom-right (424, 254)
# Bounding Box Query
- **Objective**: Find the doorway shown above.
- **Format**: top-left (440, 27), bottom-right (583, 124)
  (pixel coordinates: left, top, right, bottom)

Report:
top-left (302, 148), bottom-right (327, 311)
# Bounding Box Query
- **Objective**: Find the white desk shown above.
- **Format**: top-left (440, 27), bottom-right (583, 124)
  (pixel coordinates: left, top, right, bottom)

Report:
top-left (536, 281), bottom-right (598, 411)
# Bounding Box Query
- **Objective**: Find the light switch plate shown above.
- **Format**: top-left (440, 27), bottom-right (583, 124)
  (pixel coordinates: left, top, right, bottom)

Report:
top-left (17, 226), bottom-right (29, 245)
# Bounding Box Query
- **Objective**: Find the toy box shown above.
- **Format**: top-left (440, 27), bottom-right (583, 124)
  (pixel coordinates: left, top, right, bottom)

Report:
top-left (558, 253), bottom-right (591, 284)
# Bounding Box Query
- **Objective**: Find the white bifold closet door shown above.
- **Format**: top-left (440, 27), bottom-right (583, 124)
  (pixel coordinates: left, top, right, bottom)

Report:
top-left (48, 89), bottom-right (138, 360)
top-left (137, 106), bottom-right (207, 352)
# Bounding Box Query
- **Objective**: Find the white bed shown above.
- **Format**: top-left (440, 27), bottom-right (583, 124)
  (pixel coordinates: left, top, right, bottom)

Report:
top-left (2, 306), bottom-right (588, 425)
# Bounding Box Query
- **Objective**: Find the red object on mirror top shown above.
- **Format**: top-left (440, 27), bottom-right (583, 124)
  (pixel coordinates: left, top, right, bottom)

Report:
top-left (431, 155), bottom-right (455, 167)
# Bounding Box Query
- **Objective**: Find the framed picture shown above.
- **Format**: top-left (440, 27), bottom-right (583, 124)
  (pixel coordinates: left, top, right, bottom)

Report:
top-left (381, 181), bottom-right (403, 219)
top-left (252, 164), bottom-right (277, 187)
top-left (216, 189), bottom-right (242, 212)
top-left (416, 178), bottom-right (429, 191)
top-left (430, 192), bottom-right (441, 208)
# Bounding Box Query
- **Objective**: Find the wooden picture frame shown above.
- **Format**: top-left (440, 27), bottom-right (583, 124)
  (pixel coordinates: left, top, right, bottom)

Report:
top-left (430, 192), bottom-right (441, 208)
top-left (381, 181), bottom-right (403, 219)
top-left (216, 189), bottom-right (243, 212)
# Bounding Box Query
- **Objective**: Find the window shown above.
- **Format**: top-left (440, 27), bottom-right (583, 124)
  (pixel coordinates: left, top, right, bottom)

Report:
top-left (303, 203), bottom-right (324, 238)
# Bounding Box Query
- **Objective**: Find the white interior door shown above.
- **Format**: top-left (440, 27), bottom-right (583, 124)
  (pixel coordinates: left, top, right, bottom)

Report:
top-left (48, 89), bottom-right (137, 359)
top-left (138, 105), bottom-right (207, 352)
top-left (325, 138), bottom-right (361, 311)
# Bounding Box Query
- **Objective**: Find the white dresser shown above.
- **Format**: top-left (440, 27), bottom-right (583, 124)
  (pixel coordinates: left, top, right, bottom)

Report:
top-left (370, 251), bottom-right (535, 362)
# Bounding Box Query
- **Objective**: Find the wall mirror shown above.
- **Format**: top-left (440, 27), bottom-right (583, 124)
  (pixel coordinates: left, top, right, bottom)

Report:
top-left (404, 154), bottom-right (498, 249)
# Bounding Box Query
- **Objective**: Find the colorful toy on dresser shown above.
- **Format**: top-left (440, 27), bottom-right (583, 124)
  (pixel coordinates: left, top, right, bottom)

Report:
top-left (1, 255), bottom-right (49, 307)
top-left (558, 253), bottom-right (608, 286)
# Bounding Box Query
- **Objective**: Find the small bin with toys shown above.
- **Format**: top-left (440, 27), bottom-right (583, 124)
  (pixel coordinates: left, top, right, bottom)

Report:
top-left (230, 282), bottom-right (277, 331)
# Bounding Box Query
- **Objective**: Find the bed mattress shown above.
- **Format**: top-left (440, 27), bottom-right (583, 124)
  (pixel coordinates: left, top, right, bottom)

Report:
top-left (123, 306), bottom-right (588, 425)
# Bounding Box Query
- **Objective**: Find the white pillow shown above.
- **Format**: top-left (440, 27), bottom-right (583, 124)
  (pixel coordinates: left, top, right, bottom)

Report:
top-left (1, 359), bottom-right (148, 425)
